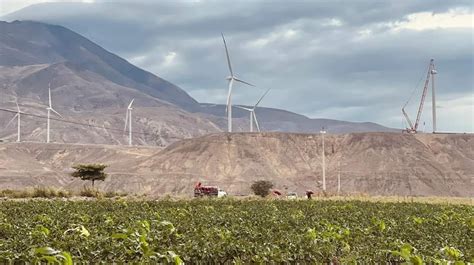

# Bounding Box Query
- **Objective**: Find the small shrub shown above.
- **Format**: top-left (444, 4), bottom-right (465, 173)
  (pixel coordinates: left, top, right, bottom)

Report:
top-left (104, 191), bottom-right (127, 198)
top-left (0, 188), bottom-right (71, 198)
top-left (79, 187), bottom-right (103, 198)
top-left (57, 190), bottom-right (72, 198)
top-left (32, 187), bottom-right (71, 198)
top-left (0, 189), bottom-right (32, 198)
top-left (32, 187), bottom-right (56, 198)
top-left (251, 180), bottom-right (274, 197)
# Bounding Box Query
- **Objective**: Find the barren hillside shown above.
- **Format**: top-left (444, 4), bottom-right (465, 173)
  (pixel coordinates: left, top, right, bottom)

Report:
top-left (0, 132), bottom-right (472, 197)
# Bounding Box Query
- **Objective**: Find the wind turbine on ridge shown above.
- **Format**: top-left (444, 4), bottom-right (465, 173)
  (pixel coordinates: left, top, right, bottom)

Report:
top-left (124, 99), bottom-right (134, 146)
top-left (235, 88), bottom-right (271, 132)
top-left (221, 33), bottom-right (255, 132)
top-left (46, 83), bottom-right (63, 143)
top-left (5, 98), bottom-right (22, 142)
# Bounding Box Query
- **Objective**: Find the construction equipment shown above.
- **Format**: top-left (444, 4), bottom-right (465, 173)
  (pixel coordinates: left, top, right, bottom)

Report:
top-left (402, 59), bottom-right (438, 133)
top-left (194, 182), bottom-right (227, 197)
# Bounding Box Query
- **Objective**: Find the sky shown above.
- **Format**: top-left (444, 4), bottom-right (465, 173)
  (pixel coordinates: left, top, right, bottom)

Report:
top-left (1, 0), bottom-right (473, 132)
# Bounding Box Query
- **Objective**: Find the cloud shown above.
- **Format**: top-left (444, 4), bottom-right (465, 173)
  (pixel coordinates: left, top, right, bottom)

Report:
top-left (0, 0), bottom-right (95, 16)
top-left (2, 0), bottom-right (473, 132)
top-left (391, 8), bottom-right (473, 31)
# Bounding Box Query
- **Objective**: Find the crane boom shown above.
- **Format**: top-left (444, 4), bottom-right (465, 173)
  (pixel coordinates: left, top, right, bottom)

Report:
top-left (402, 107), bottom-right (414, 130)
top-left (414, 59), bottom-right (434, 131)
top-left (403, 59), bottom-right (436, 133)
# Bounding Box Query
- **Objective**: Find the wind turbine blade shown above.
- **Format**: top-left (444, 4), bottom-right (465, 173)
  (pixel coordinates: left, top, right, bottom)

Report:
top-left (15, 100), bottom-right (20, 112)
top-left (128, 99), bottom-right (135, 109)
top-left (124, 110), bottom-right (129, 132)
top-left (225, 79), bottom-right (233, 113)
top-left (5, 114), bottom-right (18, 129)
top-left (233, 77), bottom-right (255, 87)
top-left (254, 87), bottom-right (271, 109)
top-left (50, 108), bottom-right (63, 118)
top-left (235, 106), bottom-right (252, 111)
top-left (253, 111), bottom-right (261, 132)
top-left (221, 33), bottom-right (234, 76)
top-left (48, 83), bottom-right (52, 108)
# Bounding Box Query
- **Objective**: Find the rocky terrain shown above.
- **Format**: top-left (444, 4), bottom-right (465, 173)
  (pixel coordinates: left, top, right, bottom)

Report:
top-left (0, 132), bottom-right (472, 197)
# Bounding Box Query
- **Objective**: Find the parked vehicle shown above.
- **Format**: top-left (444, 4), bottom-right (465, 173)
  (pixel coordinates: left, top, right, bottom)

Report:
top-left (217, 189), bottom-right (227, 197)
top-left (194, 182), bottom-right (227, 197)
top-left (286, 192), bottom-right (298, 199)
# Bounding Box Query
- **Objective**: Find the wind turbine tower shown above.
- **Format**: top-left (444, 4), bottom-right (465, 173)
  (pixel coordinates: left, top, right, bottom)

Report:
top-left (46, 83), bottom-right (63, 143)
top-left (221, 33), bottom-right (255, 132)
top-left (235, 88), bottom-right (271, 132)
top-left (124, 99), bottom-right (134, 146)
top-left (5, 99), bottom-right (22, 142)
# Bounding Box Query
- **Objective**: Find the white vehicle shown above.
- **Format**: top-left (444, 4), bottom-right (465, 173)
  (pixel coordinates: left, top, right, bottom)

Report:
top-left (218, 189), bottom-right (227, 198)
top-left (286, 192), bottom-right (298, 199)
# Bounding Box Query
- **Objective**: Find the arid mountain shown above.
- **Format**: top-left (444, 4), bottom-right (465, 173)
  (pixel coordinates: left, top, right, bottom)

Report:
top-left (0, 20), bottom-right (199, 109)
top-left (0, 133), bottom-right (472, 197)
top-left (200, 104), bottom-right (394, 133)
top-left (0, 20), bottom-right (219, 145)
top-left (1, 20), bottom-right (394, 146)
top-left (0, 62), bottom-right (220, 146)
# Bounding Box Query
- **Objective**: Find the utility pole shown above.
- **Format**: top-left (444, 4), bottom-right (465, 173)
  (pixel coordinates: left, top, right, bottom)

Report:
top-left (320, 128), bottom-right (327, 192)
top-left (337, 160), bottom-right (341, 194)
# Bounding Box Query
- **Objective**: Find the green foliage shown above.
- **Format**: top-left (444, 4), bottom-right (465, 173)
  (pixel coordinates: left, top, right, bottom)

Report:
top-left (250, 180), bottom-right (274, 197)
top-left (71, 164), bottom-right (108, 187)
top-left (389, 242), bottom-right (424, 264)
top-left (32, 247), bottom-right (73, 265)
top-left (440, 246), bottom-right (465, 263)
top-left (0, 200), bottom-right (471, 263)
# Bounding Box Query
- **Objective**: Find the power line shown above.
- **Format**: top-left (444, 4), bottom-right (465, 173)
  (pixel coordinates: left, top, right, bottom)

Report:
top-left (403, 62), bottom-right (429, 108)
top-left (0, 107), bottom-right (161, 137)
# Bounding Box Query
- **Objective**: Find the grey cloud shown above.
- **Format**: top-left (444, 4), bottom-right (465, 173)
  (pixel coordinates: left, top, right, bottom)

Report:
top-left (2, 0), bottom-right (473, 132)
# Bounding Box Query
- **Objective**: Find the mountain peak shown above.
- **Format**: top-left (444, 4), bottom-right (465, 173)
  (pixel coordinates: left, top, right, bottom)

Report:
top-left (0, 20), bottom-right (200, 110)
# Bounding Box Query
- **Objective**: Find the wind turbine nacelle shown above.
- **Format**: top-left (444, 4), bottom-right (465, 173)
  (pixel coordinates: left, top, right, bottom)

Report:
top-left (225, 76), bottom-right (232, 80)
top-left (431, 70), bottom-right (437, 74)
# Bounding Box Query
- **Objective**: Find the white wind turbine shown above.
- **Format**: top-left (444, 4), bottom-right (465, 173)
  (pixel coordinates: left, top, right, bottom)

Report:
top-left (46, 83), bottom-right (63, 143)
top-left (5, 98), bottom-right (22, 142)
top-left (222, 33), bottom-right (255, 132)
top-left (235, 88), bottom-right (271, 132)
top-left (124, 99), bottom-right (134, 146)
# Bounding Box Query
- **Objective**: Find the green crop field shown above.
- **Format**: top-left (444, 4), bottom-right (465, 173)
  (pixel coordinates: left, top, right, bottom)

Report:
top-left (0, 199), bottom-right (472, 264)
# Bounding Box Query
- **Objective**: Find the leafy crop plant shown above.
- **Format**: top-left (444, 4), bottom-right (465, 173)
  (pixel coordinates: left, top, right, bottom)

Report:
top-left (0, 200), bottom-right (472, 263)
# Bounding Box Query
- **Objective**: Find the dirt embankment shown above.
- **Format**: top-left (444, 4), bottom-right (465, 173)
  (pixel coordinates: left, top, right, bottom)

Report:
top-left (0, 132), bottom-right (472, 197)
